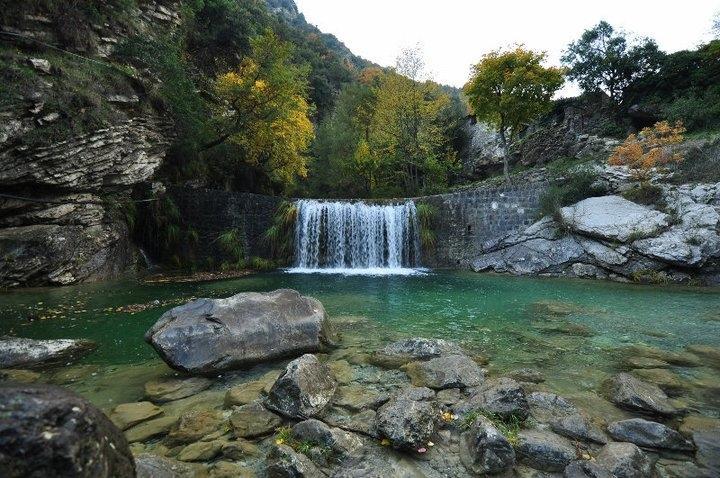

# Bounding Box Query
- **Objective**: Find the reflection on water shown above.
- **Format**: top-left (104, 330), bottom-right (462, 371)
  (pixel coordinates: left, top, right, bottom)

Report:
top-left (1, 271), bottom-right (719, 414)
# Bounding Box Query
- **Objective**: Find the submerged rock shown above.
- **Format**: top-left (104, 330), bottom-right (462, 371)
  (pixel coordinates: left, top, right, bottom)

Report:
top-left (550, 413), bottom-right (608, 444)
top-left (265, 354), bottom-right (337, 419)
top-left (110, 401), bottom-right (163, 430)
top-left (0, 336), bottom-right (95, 368)
top-left (165, 409), bottom-right (225, 446)
top-left (459, 416), bottom-right (516, 475)
top-left (145, 376), bottom-right (213, 403)
top-left (371, 337), bottom-right (464, 368)
top-left (403, 354), bottom-right (485, 389)
top-left (0, 383), bottom-right (134, 478)
top-left (604, 373), bottom-right (680, 417)
top-left (135, 453), bottom-right (202, 478)
top-left (145, 289), bottom-right (335, 375)
top-left (607, 418), bottom-right (694, 451)
top-left (376, 386), bottom-right (437, 450)
top-left (516, 429), bottom-right (577, 472)
top-left (594, 442), bottom-right (653, 478)
top-left (229, 401), bottom-right (282, 438)
top-left (124, 415), bottom-right (178, 443)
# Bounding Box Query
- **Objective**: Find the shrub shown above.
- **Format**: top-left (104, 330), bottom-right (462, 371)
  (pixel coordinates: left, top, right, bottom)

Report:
top-left (217, 228), bottom-right (244, 268)
top-left (538, 171), bottom-right (606, 220)
top-left (415, 203), bottom-right (438, 250)
top-left (263, 201), bottom-right (298, 264)
top-left (621, 182), bottom-right (665, 207)
top-left (609, 121), bottom-right (686, 179)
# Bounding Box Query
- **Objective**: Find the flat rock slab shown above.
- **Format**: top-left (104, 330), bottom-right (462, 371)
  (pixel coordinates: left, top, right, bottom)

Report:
top-left (607, 418), bottom-right (693, 451)
top-left (124, 416), bottom-right (178, 443)
top-left (145, 289), bottom-right (334, 375)
top-left (145, 376), bottom-right (212, 403)
top-left (559, 195), bottom-right (669, 243)
top-left (403, 354), bottom-right (485, 389)
top-left (0, 337), bottom-right (95, 368)
top-left (110, 401), bottom-right (163, 430)
top-left (459, 377), bottom-right (529, 420)
top-left (604, 373), bottom-right (680, 417)
top-left (229, 401), bottom-right (282, 439)
top-left (516, 429), bottom-right (577, 472)
top-left (371, 337), bottom-right (464, 368)
top-left (594, 442), bottom-right (653, 478)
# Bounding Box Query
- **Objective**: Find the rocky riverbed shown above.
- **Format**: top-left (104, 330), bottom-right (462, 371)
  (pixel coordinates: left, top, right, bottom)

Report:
top-left (1, 289), bottom-right (719, 477)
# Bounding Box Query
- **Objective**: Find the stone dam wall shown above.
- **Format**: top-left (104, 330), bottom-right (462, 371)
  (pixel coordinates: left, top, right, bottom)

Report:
top-left (168, 182), bottom-right (547, 269)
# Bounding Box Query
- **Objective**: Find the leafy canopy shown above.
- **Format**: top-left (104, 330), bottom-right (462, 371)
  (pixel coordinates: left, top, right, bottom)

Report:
top-left (213, 30), bottom-right (314, 191)
top-left (562, 21), bottom-right (662, 104)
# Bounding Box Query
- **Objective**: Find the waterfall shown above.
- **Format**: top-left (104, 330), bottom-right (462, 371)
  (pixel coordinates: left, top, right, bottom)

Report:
top-left (290, 199), bottom-right (422, 274)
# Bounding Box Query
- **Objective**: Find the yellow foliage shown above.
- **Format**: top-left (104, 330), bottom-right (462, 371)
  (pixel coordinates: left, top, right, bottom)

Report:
top-left (609, 121), bottom-right (685, 179)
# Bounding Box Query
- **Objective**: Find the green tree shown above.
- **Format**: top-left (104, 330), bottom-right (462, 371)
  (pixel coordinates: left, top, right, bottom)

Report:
top-left (209, 30), bottom-right (314, 192)
top-left (464, 46), bottom-right (564, 179)
top-left (562, 21), bottom-right (662, 105)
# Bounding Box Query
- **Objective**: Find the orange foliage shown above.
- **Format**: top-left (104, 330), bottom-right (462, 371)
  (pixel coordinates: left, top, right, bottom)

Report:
top-left (609, 121), bottom-right (686, 178)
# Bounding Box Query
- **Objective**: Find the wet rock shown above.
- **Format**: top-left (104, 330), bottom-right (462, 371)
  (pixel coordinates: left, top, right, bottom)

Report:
top-left (624, 356), bottom-right (670, 369)
top-left (224, 380), bottom-right (267, 407)
top-left (334, 383), bottom-right (389, 411)
top-left (527, 392), bottom-right (579, 423)
top-left (165, 409), bottom-right (224, 445)
top-left (266, 444), bottom-right (322, 478)
top-left (0, 383), bottom-right (134, 478)
top-left (528, 300), bottom-right (586, 318)
top-left (693, 428), bottom-right (720, 472)
top-left (460, 377), bottom-right (529, 420)
top-left (110, 401), bottom-right (163, 430)
top-left (403, 354), bottom-right (485, 389)
top-left (265, 354), bottom-right (337, 419)
top-left (177, 440), bottom-right (223, 462)
top-left (550, 413), bottom-right (608, 444)
top-left (328, 359), bottom-right (354, 384)
top-left (459, 415), bottom-right (516, 475)
top-left (124, 416), bottom-right (178, 443)
top-left (371, 337), bottom-right (464, 368)
top-left (146, 289), bottom-right (335, 375)
top-left (563, 460), bottom-right (612, 478)
top-left (509, 368), bottom-right (546, 383)
top-left (0, 337), bottom-right (95, 368)
top-left (594, 442), bottom-right (653, 478)
top-left (626, 345), bottom-right (702, 367)
top-left (376, 386), bottom-right (437, 450)
top-left (608, 418), bottom-right (693, 451)
top-left (292, 419), bottom-right (363, 458)
top-left (135, 453), bottom-right (201, 478)
top-left (516, 429), bottom-right (577, 472)
top-left (559, 196), bottom-right (670, 243)
top-left (145, 376), bottom-right (213, 403)
top-left (0, 368), bottom-right (42, 382)
top-left (229, 401), bottom-right (282, 438)
top-left (320, 407), bottom-right (377, 437)
top-left (436, 388), bottom-right (463, 407)
top-left (604, 373), bottom-right (680, 417)
top-left (221, 439), bottom-right (261, 460)
top-left (211, 461), bottom-right (255, 478)
top-left (655, 459), bottom-right (716, 478)
top-left (686, 344), bottom-right (720, 369)
top-left (631, 368), bottom-right (687, 397)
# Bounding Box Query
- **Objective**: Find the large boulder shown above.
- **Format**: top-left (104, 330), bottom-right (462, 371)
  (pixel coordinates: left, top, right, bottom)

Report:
top-left (559, 196), bottom-right (670, 243)
top-left (375, 386), bottom-right (437, 450)
top-left (0, 336), bottom-right (96, 368)
top-left (145, 289), bottom-right (335, 375)
top-left (608, 418), bottom-right (693, 451)
top-left (265, 354), bottom-right (337, 419)
top-left (460, 416), bottom-right (516, 475)
top-left (0, 383), bottom-right (134, 477)
top-left (604, 373), bottom-right (680, 417)
top-left (403, 354), bottom-right (485, 389)
top-left (594, 442), bottom-right (653, 478)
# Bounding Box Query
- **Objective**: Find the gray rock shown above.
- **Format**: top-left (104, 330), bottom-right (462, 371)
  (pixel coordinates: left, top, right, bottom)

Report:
top-left (604, 373), bottom-right (680, 417)
top-left (594, 442), bottom-right (653, 478)
top-left (459, 416), bottom-right (516, 475)
top-left (608, 418), bottom-right (694, 451)
top-left (110, 401), bottom-right (163, 430)
top-left (292, 419), bottom-right (363, 458)
top-left (403, 354), bottom-right (485, 389)
top-left (692, 428), bottom-right (720, 472)
top-left (266, 444), bottom-right (322, 478)
top-left (144, 376), bottom-right (213, 403)
top-left (135, 453), bottom-right (200, 478)
top-left (28, 58), bottom-right (51, 74)
top-left (0, 383), bottom-right (134, 478)
top-left (146, 290), bottom-right (335, 375)
top-left (371, 337), bottom-right (464, 367)
top-left (165, 409), bottom-right (224, 446)
top-left (551, 413), bottom-right (607, 444)
top-left (563, 460), bottom-right (612, 478)
top-left (375, 386), bottom-right (437, 450)
top-left (460, 377), bottom-right (529, 420)
top-left (559, 196), bottom-right (669, 243)
top-left (509, 368), bottom-right (545, 384)
top-left (230, 401), bottom-right (282, 438)
top-left (265, 354), bottom-right (337, 419)
top-left (655, 459), bottom-right (716, 478)
top-left (516, 429), bottom-right (577, 472)
top-left (473, 235), bottom-right (586, 275)
top-left (527, 392), bottom-right (579, 423)
top-left (0, 337), bottom-right (95, 368)
top-left (333, 384), bottom-right (389, 411)
top-left (177, 440), bottom-right (222, 462)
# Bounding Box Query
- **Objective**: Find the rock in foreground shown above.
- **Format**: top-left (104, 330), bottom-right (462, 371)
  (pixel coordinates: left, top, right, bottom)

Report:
top-left (0, 383), bottom-right (134, 478)
top-left (265, 354), bottom-right (337, 419)
top-left (604, 373), bottom-right (680, 417)
top-left (376, 386), bottom-right (437, 450)
top-left (0, 337), bottom-right (96, 368)
top-left (145, 289), bottom-right (335, 374)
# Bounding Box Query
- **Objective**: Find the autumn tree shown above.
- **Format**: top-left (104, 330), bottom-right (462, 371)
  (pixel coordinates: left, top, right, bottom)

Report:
top-left (609, 120), bottom-right (686, 179)
top-left (464, 46), bottom-right (564, 179)
top-left (562, 21), bottom-right (662, 106)
top-left (209, 30), bottom-right (314, 191)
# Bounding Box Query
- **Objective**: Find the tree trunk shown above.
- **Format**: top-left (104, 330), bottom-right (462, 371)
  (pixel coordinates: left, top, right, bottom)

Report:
top-left (499, 129), bottom-right (511, 183)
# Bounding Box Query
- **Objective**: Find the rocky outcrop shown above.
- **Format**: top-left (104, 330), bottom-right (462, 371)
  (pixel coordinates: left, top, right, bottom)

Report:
top-left (145, 289), bottom-right (335, 375)
top-left (0, 383), bottom-right (135, 477)
top-left (0, 337), bottom-right (96, 368)
top-left (460, 416), bottom-right (516, 475)
top-left (265, 354), bottom-right (337, 419)
top-left (375, 386), bottom-right (437, 450)
top-left (473, 184), bottom-right (720, 284)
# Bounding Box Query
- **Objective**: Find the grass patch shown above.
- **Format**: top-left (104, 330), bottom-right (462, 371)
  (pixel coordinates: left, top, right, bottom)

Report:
top-left (621, 182), bottom-right (665, 207)
top-left (273, 426), bottom-right (332, 456)
top-left (460, 410), bottom-right (523, 446)
top-left (263, 201), bottom-right (298, 265)
top-left (538, 171), bottom-right (607, 221)
top-left (415, 202), bottom-right (438, 250)
top-left (630, 269), bottom-right (671, 285)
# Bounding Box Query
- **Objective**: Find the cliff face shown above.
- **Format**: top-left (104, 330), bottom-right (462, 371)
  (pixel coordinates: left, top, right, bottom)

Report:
top-left (0, 1), bottom-right (179, 287)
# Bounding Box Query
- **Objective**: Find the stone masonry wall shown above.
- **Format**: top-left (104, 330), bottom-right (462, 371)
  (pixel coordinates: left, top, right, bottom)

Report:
top-left (168, 187), bottom-right (281, 263)
top-left (417, 183), bottom-right (547, 268)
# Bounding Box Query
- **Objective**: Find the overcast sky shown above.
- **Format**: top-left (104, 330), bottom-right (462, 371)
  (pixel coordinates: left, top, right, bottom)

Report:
top-left (294, 0), bottom-right (719, 94)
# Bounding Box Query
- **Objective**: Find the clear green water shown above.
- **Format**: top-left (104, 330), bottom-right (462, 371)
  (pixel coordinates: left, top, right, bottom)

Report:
top-left (1, 271), bottom-right (719, 415)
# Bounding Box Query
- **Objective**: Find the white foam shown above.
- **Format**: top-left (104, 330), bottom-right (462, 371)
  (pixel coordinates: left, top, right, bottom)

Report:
top-left (284, 267), bottom-right (429, 276)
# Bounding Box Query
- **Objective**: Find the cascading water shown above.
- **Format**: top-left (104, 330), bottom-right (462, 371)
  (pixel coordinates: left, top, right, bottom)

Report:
top-left (289, 199), bottom-right (423, 275)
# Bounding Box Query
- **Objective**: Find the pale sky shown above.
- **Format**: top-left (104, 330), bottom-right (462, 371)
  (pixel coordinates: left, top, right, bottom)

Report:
top-left (294, 0), bottom-right (719, 95)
